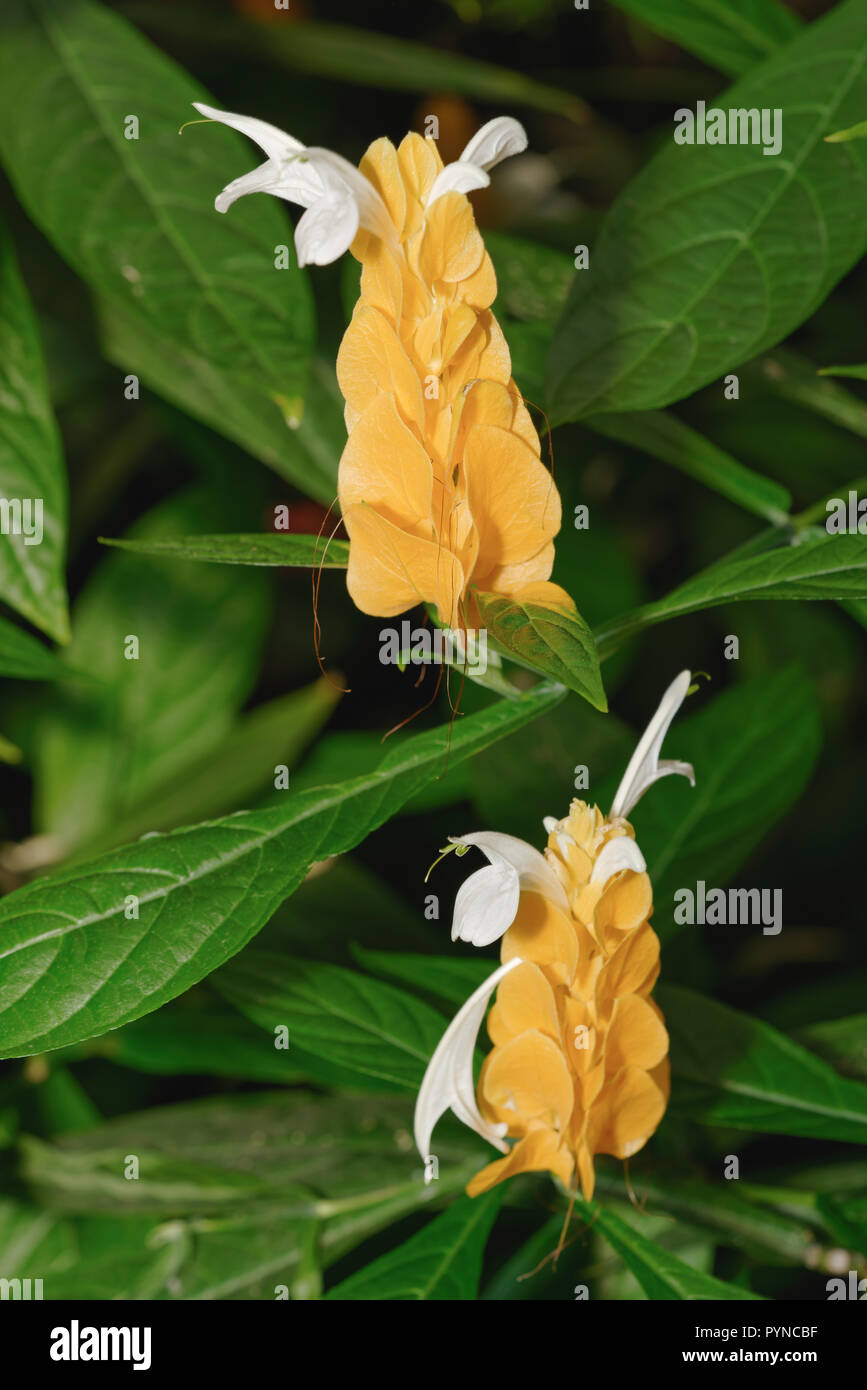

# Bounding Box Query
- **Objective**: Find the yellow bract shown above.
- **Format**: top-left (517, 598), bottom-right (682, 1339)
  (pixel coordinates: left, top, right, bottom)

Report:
top-left (337, 132), bottom-right (571, 628)
top-left (467, 799), bottom-right (669, 1202)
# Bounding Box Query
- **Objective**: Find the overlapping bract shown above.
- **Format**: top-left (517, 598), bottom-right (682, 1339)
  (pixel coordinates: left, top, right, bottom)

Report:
top-left (414, 672), bottom-right (695, 1202)
top-left (469, 805), bottom-right (668, 1201)
top-left (338, 132), bottom-right (568, 626)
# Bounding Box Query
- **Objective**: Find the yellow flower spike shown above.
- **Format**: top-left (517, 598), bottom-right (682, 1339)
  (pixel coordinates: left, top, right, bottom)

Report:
top-left (415, 672), bottom-right (697, 1203)
top-left (196, 102), bottom-right (570, 629)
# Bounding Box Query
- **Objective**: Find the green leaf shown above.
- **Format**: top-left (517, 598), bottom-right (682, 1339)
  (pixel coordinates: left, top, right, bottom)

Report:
top-left (594, 535), bottom-right (867, 659)
top-left (0, 220), bottom-right (68, 643)
top-left (815, 1195), bottom-right (867, 1258)
top-left (73, 681), bottom-right (341, 857)
top-left (92, 995), bottom-right (307, 1084)
top-left (352, 947), bottom-right (490, 1016)
top-left (99, 300), bottom-right (342, 503)
top-left (474, 590), bottom-right (607, 711)
top-left (587, 410), bottom-right (791, 523)
top-left (0, 615), bottom-right (72, 682)
top-left (825, 118), bottom-right (867, 144)
top-left (548, 0), bottom-right (867, 421)
top-left (31, 489), bottom-right (271, 853)
top-left (0, 0), bottom-right (314, 408)
top-left (748, 347), bottom-right (867, 444)
top-left (19, 1091), bottom-right (480, 1215)
top-left (609, 0), bottom-right (800, 77)
top-left (585, 1202), bottom-right (763, 1299)
top-left (592, 1171), bottom-right (817, 1265)
top-left (326, 1190), bottom-right (502, 1300)
top-left (627, 669), bottom-right (821, 937)
top-left (216, 954), bottom-right (447, 1093)
top-left (100, 532), bottom-right (349, 568)
top-left (127, 5), bottom-right (590, 126)
top-left (797, 1015), bottom-right (867, 1081)
top-left (0, 679), bottom-right (564, 1056)
top-left (817, 362), bottom-right (867, 381)
top-left (661, 984), bottom-right (867, 1145)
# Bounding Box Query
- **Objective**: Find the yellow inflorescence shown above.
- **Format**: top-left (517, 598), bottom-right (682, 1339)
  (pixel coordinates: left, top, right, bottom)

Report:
top-left (336, 133), bottom-right (571, 629)
top-left (467, 802), bottom-right (669, 1201)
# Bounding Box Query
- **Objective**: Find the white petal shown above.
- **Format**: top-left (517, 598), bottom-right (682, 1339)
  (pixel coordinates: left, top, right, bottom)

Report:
top-left (542, 816), bottom-right (558, 834)
top-left (458, 116), bottom-right (528, 171)
top-left (193, 102), bottom-right (306, 163)
top-left (610, 670), bottom-right (695, 820)
top-left (452, 863), bottom-right (520, 947)
top-left (590, 835), bottom-right (646, 885)
top-left (295, 190), bottom-right (359, 267)
top-left (426, 161), bottom-right (490, 207)
top-left (450, 830), bottom-right (569, 947)
top-left (193, 102), bottom-right (323, 212)
top-left (299, 147), bottom-right (393, 242)
top-left (414, 957), bottom-right (521, 1169)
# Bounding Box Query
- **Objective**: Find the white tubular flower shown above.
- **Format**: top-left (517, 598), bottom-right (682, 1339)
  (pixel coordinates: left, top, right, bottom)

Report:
top-left (413, 957), bottom-right (522, 1177)
top-left (590, 835), bottom-right (646, 885)
top-left (416, 672), bottom-right (697, 1196)
top-left (609, 669), bottom-right (695, 820)
top-left (192, 102), bottom-right (393, 266)
top-left (193, 105), bottom-right (528, 267)
top-left (450, 831), bottom-right (569, 947)
top-left (426, 115), bottom-right (528, 206)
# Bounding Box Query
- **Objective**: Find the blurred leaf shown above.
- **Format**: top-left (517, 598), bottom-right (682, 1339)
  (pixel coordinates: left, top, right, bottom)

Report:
top-left (747, 348), bottom-right (867, 444)
top-left (825, 119), bottom-right (867, 144)
top-left (0, 0), bottom-right (314, 409)
top-left (485, 233), bottom-right (574, 323)
top-left (595, 535), bottom-right (867, 659)
top-left (100, 532), bottom-right (349, 568)
top-left (585, 1202), bottom-right (763, 1299)
top-left (588, 410), bottom-right (791, 523)
top-left (126, 5), bottom-right (590, 125)
top-left (628, 668), bottom-right (821, 937)
top-left (609, 0), bottom-right (800, 77)
top-left (31, 489), bottom-right (271, 853)
top-left (548, 0), bottom-right (867, 420)
top-left (20, 1091), bottom-right (477, 1214)
top-left (216, 954), bottom-right (447, 1093)
top-left (593, 1170), bottom-right (816, 1265)
top-left (0, 733), bottom-right (21, 765)
top-left (0, 615), bottom-right (72, 682)
top-left (661, 984), bottom-right (867, 1144)
top-left (817, 362), bottom-right (867, 380)
top-left (258, 857), bottom-right (432, 964)
top-left (76, 681), bottom-right (341, 856)
top-left (93, 995), bottom-right (307, 1084)
top-left (797, 1015), bottom-right (867, 1082)
top-left (290, 730), bottom-right (472, 817)
top-left (0, 1198), bottom-right (76, 1281)
top-left (100, 301), bottom-right (342, 502)
top-left (815, 1194), bottom-right (867, 1258)
top-left (0, 679), bottom-right (564, 1056)
top-left (326, 1190), bottom-right (502, 1300)
top-left (0, 220), bottom-right (68, 643)
top-left (475, 590), bottom-right (607, 711)
top-left (472, 694), bottom-right (633, 843)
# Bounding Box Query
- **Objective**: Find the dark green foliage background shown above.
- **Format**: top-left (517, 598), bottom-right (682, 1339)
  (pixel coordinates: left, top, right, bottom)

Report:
top-left (0, 0), bottom-right (865, 1301)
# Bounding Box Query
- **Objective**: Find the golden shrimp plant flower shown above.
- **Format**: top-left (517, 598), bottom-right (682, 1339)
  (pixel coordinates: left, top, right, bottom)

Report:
top-left (196, 103), bottom-right (571, 629)
top-left (414, 671), bottom-right (696, 1202)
